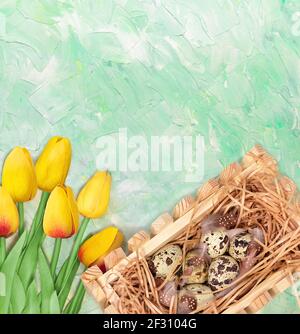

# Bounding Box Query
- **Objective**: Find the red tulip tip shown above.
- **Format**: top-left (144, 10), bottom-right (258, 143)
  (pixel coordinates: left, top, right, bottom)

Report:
top-left (0, 219), bottom-right (11, 237)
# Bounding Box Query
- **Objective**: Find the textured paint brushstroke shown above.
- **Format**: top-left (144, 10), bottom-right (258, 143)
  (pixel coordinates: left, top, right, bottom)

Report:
top-left (0, 0), bottom-right (300, 313)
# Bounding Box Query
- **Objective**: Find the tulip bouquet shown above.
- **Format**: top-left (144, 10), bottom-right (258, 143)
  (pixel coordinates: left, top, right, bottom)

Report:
top-left (0, 137), bottom-right (123, 314)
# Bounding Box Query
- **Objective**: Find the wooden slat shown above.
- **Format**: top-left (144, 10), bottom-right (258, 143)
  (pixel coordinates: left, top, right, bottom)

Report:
top-left (98, 276), bottom-right (120, 311)
top-left (173, 195), bottom-right (195, 220)
top-left (151, 212), bottom-right (173, 236)
top-left (245, 291), bottom-right (273, 313)
top-left (237, 309), bottom-right (249, 314)
top-left (268, 276), bottom-right (294, 297)
top-left (104, 304), bottom-right (119, 314)
top-left (223, 267), bottom-right (300, 314)
top-left (81, 266), bottom-right (107, 309)
top-left (104, 248), bottom-right (126, 270)
top-left (128, 230), bottom-right (150, 253)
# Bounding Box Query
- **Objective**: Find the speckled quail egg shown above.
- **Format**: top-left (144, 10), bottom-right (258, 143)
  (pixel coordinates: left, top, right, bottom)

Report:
top-left (148, 244), bottom-right (183, 279)
top-left (178, 284), bottom-right (214, 314)
top-left (229, 232), bottom-right (252, 261)
top-left (184, 250), bottom-right (208, 284)
top-left (201, 230), bottom-right (229, 258)
top-left (208, 255), bottom-right (239, 291)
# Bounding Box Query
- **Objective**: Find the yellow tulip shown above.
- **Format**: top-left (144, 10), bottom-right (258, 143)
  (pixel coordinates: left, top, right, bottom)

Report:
top-left (0, 187), bottom-right (19, 238)
top-left (43, 185), bottom-right (79, 238)
top-left (78, 226), bottom-right (123, 269)
top-left (2, 147), bottom-right (37, 202)
top-left (36, 136), bottom-right (72, 192)
top-left (77, 171), bottom-right (111, 218)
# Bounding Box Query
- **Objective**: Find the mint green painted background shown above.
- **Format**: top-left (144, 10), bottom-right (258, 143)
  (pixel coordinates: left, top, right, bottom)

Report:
top-left (0, 0), bottom-right (300, 313)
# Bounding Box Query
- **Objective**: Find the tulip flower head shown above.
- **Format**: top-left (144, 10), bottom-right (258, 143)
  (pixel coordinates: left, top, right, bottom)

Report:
top-left (0, 187), bottom-right (19, 238)
top-left (43, 185), bottom-right (79, 239)
top-left (77, 171), bottom-right (111, 218)
top-left (78, 226), bottom-right (123, 268)
top-left (2, 147), bottom-right (37, 202)
top-left (36, 136), bottom-right (72, 192)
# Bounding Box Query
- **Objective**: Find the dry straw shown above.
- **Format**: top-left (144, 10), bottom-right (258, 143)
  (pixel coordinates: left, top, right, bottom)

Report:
top-left (111, 149), bottom-right (300, 314)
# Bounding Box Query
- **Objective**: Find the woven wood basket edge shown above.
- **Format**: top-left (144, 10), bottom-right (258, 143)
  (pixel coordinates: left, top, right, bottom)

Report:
top-left (82, 145), bottom-right (300, 314)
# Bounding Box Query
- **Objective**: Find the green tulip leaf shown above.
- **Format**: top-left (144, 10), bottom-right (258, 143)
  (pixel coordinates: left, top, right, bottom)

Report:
top-left (58, 260), bottom-right (81, 309)
top-left (38, 249), bottom-right (61, 314)
top-left (55, 257), bottom-right (69, 291)
top-left (63, 301), bottom-right (72, 314)
top-left (10, 274), bottom-right (26, 314)
top-left (56, 258), bottom-right (80, 294)
top-left (18, 227), bottom-right (44, 290)
top-left (49, 291), bottom-right (60, 314)
top-left (0, 232), bottom-right (27, 314)
top-left (64, 281), bottom-right (85, 314)
top-left (23, 281), bottom-right (41, 314)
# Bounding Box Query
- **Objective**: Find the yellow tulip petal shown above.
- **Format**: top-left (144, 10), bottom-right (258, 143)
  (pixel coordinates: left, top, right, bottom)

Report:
top-left (66, 186), bottom-right (79, 234)
top-left (78, 226), bottom-right (123, 267)
top-left (77, 171), bottom-right (111, 218)
top-left (2, 147), bottom-right (37, 202)
top-left (36, 137), bottom-right (72, 192)
top-left (93, 230), bottom-right (124, 268)
top-left (0, 187), bottom-right (19, 237)
top-left (43, 185), bottom-right (78, 239)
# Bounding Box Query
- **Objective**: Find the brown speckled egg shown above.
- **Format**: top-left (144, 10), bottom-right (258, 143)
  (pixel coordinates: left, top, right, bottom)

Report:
top-left (201, 230), bottom-right (229, 258)
top-left (149, 244), bottom-right (183, 279)
top-left (184, 250), bottom-right (208, 284)
top-left (229, 232), bottom-right (252, 261)
top-left (216, 212), bottom-right (237, 229)
top-left (178, 284), bottom-right (214, 313)
top-left (208, 255), bottom-right (239, 291)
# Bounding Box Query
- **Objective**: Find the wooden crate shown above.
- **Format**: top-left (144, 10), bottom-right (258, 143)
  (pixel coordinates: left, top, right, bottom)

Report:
top-left (82, 145), bottom-right (300, 314)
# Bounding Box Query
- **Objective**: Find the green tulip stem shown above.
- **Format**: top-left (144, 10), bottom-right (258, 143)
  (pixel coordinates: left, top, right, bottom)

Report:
top-left (0, 237), bottom-right (6, 267)
top-left (27, 191), bottom-right (50, 244)
top-left (58, 217), bottom-right (90, 305)
top-left (50, 238), bottom-right (62, 278)
top-left (64, 281), bottom-right (86, 314)
top-left (18, 202), bottom-right (24, 237)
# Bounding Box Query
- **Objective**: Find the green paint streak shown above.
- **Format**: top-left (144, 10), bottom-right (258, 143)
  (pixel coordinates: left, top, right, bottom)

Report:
top-left (0, 0), bottom-right (299, 314)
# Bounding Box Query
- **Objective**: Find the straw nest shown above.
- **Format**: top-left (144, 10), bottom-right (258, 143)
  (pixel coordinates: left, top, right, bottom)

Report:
top-left (109, 154), bottom-right (300, 314)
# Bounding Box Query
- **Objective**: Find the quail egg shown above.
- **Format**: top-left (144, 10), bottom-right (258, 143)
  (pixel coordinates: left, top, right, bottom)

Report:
top-left (184, 249), bottom-right (208, 284)
top-left (201, 230), bottom-right (229, 258)
top-left (229, 232), bottom-right (252, 261)
top-left (177, 284), bottom-right (214, 314)
top-left (208, 255), bottom-right (239, 291)
top-left (148, 244), bottom-right (183, 279)
top-left (158, 281), bottom-right (177, 307)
